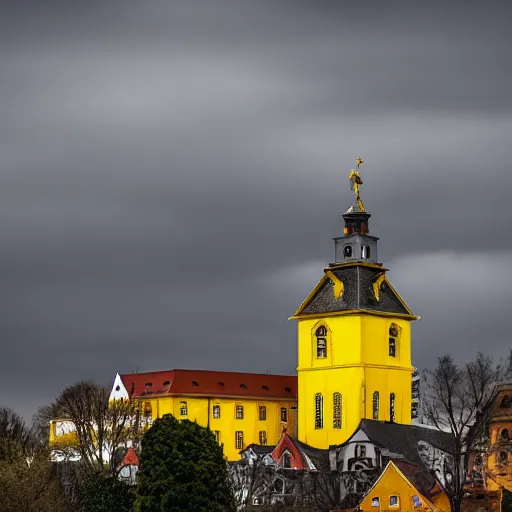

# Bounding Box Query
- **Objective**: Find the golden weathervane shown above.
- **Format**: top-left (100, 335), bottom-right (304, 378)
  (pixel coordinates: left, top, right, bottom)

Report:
top-left (348, 157), bottom-right (365, 211)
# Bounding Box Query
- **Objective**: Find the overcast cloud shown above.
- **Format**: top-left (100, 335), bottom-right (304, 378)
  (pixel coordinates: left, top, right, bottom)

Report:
top-left (1, 0), bottom-right (511, 420)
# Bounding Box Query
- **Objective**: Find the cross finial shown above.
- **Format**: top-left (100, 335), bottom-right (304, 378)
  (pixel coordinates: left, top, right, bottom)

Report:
top-left (356, 157), bottom-right (364, 170)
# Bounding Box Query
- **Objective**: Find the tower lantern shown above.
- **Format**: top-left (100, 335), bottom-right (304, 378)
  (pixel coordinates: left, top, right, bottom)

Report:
top-left (333, 158), bottom-right (379, 265)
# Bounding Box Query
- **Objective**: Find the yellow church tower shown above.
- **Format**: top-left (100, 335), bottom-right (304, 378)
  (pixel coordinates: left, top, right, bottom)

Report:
top-left (290, 159), bottom-right (419, 449)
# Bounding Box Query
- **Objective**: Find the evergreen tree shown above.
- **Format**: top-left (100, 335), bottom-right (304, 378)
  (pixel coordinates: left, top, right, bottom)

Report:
top-left (134, 414), bottom-right (236, 512)
top-left (503, 488), bottom-right (512, 512)
top-left (79, 471), bottom-right (135, 512)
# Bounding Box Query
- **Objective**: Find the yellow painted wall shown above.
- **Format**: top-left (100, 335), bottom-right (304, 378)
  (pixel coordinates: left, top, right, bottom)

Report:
top-left (142, 395), bottom-right (297, 461)
top-left (297, 313), bottom-right (413, 448)
top-left (359, 462), bottom-right (444, 511)
top-left (49, 418), bottom-right (78, 447)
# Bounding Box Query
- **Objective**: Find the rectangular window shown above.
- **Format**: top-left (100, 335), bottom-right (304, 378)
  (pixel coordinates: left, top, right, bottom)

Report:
top-left (412, 495), bottom-right (422, 508)
top-left (259, 405), bottom-right (266, 421)
top-left (390, 496), bottom-right (399, 507)
top-left (212, 404), bottom-right (220, 419)
top-left (390, 393), bottom-right (395, 423)
top-left (213, 430), bottom-right (221, 443)
top-left (179, 401), bottom-right (187, 416)
top-left (389, 338), bottom-right (396, 357)
top-left (259, 430), bottom-right (267, 445)
top-left (143, 401), bottom-right (152, 417)
top-left (355, 444), bottom-right (367, 458)
top-left (235, 431), bottom-right (244, 450)
top-left (235, 405), bottom-right (244, 420)
top-left (333, 393), bottom-right (342, 429)
top-left (371, 497), bottom-right (380, 507)
top-left (281, 407), bottom-right (288, 422)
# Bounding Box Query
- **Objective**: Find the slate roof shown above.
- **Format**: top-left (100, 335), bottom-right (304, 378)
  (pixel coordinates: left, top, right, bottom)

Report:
top-left (294, 438), bottom-right (331, 472)
top-left (356, 419), bottom-right (456, 467)
top-left (119, 369), bottom-right (297, 400)
top-left (297, 265), bottom-right (413, 317)
top-left (243, 444), bottom-right (276, 456)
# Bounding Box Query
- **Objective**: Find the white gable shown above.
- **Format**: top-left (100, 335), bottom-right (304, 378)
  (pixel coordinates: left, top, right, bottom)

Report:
top-left (349, 429), bottom-right (370, 443)
top-left (109, 373), bottom-right (129, 401)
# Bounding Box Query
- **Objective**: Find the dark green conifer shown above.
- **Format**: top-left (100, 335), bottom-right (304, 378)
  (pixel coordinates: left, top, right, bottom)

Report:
top-left (134, 414), bottom-right (236, 512)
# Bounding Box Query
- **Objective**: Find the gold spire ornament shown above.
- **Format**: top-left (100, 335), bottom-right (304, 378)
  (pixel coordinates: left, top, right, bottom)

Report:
top-left (348, 157), bottom-right (366, 211)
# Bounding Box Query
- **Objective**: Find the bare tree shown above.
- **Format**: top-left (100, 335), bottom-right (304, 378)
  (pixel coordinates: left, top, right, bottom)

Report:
top-left (423, 352), bottom-right (512, 512)
top-left (54, 380), bottom-right (144, 474)
top-left (0, 407), bottom-right (34, 460)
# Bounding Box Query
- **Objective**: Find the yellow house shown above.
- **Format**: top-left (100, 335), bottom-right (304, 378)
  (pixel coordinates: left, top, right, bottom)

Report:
top-left (357, 460), bottom-right (448, 512)
top-left (468, 383), bottom-right (512, 494)
top-left (109, 369), bottom-right (297, 461)
top-left (290, 203), bottom-right (419, 448)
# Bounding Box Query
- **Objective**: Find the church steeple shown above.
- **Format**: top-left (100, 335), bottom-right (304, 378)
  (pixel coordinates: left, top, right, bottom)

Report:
top-left (333, 158), bottom-right (379, 265)
top-left (291, 158), bottom-right (418, 449)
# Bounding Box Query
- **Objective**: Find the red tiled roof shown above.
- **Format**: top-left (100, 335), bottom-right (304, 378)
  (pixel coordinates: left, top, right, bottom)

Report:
top-left (119, 448), bottom-right (139, 468)
top-left (120, 369), bottom-right (297, 400)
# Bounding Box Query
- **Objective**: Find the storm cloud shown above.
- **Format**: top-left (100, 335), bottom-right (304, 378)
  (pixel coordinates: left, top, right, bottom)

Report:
top-left (1, 0), bottom-right (511, 420)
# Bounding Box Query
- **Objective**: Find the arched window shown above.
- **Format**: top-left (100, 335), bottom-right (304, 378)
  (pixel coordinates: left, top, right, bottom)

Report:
top-left (333, 393), bottom-right (342, 429)
top-left (390, 393), bottom-right (395, 423)
top-left (316, 326), bottom-right (327, 359)
top-left (501, 428), bottom-right (509, 441)
top-left (282, 451), bottom-right (291, 469)
top-left (372, 391), bottom-right (379, 420)
top-left (500, 395), bottom-right (512, 408)
top-left (389, 324), bottom-right (399, 357)
top-left (344, 245), bottom-right (352, 258)
top-left (498, 451), bottom-right (508, 464)
top-left (212, 404), bottom-right (221, 419)
top-left (315, 393), bottom-right (324, 429)
top-left (179, 401), bottom-right (187, 416)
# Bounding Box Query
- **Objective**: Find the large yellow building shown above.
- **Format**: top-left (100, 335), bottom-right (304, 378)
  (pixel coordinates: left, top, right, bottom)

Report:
top-left (109, 369), bottom-right (297, 461)
top-left (291, 203), bottom-right (418, 448)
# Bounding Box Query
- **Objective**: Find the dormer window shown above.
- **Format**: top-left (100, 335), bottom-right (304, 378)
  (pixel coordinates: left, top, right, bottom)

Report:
top-left (192, 381), bottom-right (199, 387)
top-left (361, 245), bottom-right (371, 259)
top-left (344, 245), bottom-right (352, 258)
top-left (316, 326), bottom-right (327, 358)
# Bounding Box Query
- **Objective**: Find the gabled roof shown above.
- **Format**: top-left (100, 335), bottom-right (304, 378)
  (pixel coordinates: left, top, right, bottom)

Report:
top-left (118, 369), bottom-right (297, 400)
top-left (242, 443), bottom-right (276, 456)
top-left (345, 420), bottom-right (456, 468)
top-left (360, 461), bottom-right (439, 510)
top-left (394, 460), bottom-right (444, 500)
top-left (292, 264), bottom-right (417, 320)
top-left (270, 431), bottom-right (330, 472)
top-left (118, 448), bottom-right (139, 468)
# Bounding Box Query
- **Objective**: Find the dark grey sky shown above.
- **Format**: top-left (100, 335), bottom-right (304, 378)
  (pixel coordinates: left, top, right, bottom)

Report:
top-left (1, 1), bottom-right (511, 421)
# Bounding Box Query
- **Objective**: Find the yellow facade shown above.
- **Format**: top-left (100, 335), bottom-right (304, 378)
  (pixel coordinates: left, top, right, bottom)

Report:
top-left (295, 308), bottom-right (414, 448)
top-left (142, 395), bottom-right (297, 461)
top-left (359, 461), bottom-right (442, 511)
